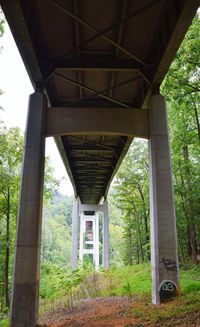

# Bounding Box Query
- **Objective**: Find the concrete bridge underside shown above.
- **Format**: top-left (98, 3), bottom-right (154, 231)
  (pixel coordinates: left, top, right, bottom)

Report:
top-left (1, 1), bottom-right (199, 326)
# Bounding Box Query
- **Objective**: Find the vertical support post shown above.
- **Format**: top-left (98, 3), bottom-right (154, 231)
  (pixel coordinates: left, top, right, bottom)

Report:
top-left (148, 94), bottom-right (179, 305)
top-left (79, 212), bottom-right (84, 262)
top-left (71, 197), bottom-right (79, 269)
top-left (10, 93), bottom-right (47, 327)
top-left (95, 212), bottom-right (99, 271)
top-left (103, 200), bottom-right (109, 269)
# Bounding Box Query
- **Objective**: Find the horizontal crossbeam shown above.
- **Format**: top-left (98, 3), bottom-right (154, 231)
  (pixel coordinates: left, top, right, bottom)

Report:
top-left (45, 107), bottom-right (148, 138)
top-left (50, 58), bottom-right (143, 71)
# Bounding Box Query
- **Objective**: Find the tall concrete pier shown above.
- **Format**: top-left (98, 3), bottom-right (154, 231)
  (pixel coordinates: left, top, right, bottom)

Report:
top-left (148, 94), bottom-right (179, 304)
top-left (10, 93), bottom-right (46, 327)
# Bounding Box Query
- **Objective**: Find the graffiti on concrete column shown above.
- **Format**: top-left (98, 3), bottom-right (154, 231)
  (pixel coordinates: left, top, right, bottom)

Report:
top-left (161, 281), bottom-right (174, 292)
top-left (160, 258), bottom-right (177, 272)
top-left (159, 280), bottom-right (177, 302)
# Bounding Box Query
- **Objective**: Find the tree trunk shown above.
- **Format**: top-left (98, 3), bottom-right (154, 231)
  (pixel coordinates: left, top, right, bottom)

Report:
top-left (128, 231), bottom-right (133, 266)
top-left (191, 96), bottom-right (200, 142)
top-left (178, 169), bottom-right (192, 258)
top-left (183, 146), bottom-right (197, 264)
top-left (136, 240), bottom-right (139, 264)
top-left (5, 186), bottom-right (10, 307)
top-left (138, 186), bottom-right (150, 260)
top-left (137, 224), bottom-right (144, 263)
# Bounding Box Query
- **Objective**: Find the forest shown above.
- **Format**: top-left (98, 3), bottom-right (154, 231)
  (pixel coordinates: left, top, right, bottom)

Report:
top-left (0, 13), bottom-right (199, 327)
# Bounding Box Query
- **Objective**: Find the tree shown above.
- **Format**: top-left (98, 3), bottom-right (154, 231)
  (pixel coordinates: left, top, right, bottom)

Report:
top-left (0, 8), bottom-right (4, 37)
top-left (0, 123), bottom-right (23, 308)
top-left (0, 121), bottom-right (61, 312)
top-left (111, 139), bottom-right (150, 265)
top-left (161, 15), bottom-right (200, 264)
top-left (106, 17), bottom-right (200, 267)
top-left (41, 192), bottom-right (73, 267)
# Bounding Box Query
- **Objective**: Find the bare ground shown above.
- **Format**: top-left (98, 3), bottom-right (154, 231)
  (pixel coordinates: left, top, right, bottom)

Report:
top-left (38, 296), bottom-right (200, 327)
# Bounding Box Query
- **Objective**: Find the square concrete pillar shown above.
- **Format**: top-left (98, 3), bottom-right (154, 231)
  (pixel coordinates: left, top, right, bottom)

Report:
top-left (79, 212), bottom-right (84, 262)
top-left (94, 212), bottom-right (99, 271)
top-left (10, 93), bottom-right (47, 327)
top-left (103, 200), bottom-right (109, 269)
top-left (70, 197), bottom-right (79, 269)
top-left (148, 94), bottom-right (179, 304)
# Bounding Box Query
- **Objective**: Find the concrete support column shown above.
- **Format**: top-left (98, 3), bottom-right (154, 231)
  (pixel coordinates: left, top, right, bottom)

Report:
top-left (103, 200), bottom-right (109, 269)
top-left (79, 212), bottom-right (84, 262)
top-left (148, 94), bottom-right (179, 305)
top-left (94, 212), bottom-right (99, 271)
top-left (10, 93), bottom-right (47, 327)
top-left (71, 197), bottom-right (79, 269)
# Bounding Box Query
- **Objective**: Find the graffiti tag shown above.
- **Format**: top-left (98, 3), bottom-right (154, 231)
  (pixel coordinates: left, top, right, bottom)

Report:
top-left (160, 258), bottom-right (177, 272)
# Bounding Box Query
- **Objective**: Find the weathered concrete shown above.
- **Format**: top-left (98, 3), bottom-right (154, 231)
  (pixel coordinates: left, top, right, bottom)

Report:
top-left (70, 197), bottom-right (80, 269)
top-left (79, 212), bottom-right (84, 262)
top-left (10, 93), bottom-right (47, 327)
top-left (45, 107), bottom-right (148, 139)
top-left (103, 200), bottom-right (109, 269)
top-left (148, 94), bottom-right (179, 305)
top-left (94, 212), bottom-right (99, 271)
top-left (79, 204), bottom-right (103, 212)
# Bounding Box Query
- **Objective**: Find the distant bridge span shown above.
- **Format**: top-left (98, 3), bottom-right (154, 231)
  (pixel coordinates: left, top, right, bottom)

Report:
top-left (1, 1), bottom-right (199, 326)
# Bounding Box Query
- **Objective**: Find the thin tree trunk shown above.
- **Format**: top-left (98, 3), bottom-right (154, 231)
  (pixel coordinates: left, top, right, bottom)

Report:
top-left (137, 223), bottom-right (144, 263)
top-left (5, 186), bottom-right (10, 307)
top-left (138, 185), bottom-right (150, 260)
top-left (128, 231), bottom-right (133, 266)
top-left (183, 146), bottom-right (197, 264)
top-left (191, 96), bottom-right (200, 141)
top-left (136, 240), bottom-right (139, 264)
top-left (177, 168), bottom-right (192, 258)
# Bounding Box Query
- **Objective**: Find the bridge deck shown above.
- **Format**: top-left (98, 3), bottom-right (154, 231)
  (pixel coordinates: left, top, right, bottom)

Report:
top-left (1, 0), bottom-right (199, 204)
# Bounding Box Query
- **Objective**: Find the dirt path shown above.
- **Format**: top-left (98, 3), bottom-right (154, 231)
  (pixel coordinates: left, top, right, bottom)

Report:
top-left (38, 297), bottom-right (143, 327)
top-left (38, 296), bottom-right (200, 327)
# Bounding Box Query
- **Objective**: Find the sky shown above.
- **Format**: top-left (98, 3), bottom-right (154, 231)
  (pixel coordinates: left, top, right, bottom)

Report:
top-left (0, 22), bottom-right (74, 196)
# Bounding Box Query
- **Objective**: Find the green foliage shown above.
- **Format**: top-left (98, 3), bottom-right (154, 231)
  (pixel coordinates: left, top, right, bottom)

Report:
top-left (0, 123), bottom-right (23, 310)
top-left (110, 139), bottom-right (150, 265)
top-left (0, 122), bottom-right (61, 316)
top-left (39, 261), bottom-right (94, 301)
top-left (0, 319), bottom-right (8, 327)
top-left (161, 15), bottom-right (200, 263)
top-left (43, 162), bottom-right (60, 201)
top-left (39, 263), bottom-right (200, 322)
top-left (130, 265), bottom-right (200, 325)
top-left (109, 16), bottom-right (200, 267)
top-left (102, 264), bottom-right (151, 298)
top-left (40, 263), bottom-right (67, 300)
top-left (41, 192), bottom-right (73, 266)
top-left (0, 8), bottom-right (5, 37)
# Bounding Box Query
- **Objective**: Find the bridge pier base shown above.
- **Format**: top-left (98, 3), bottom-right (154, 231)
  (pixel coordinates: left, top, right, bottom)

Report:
top-left (10, 93), bottom-right (46, 327)
top-left (148, 94), bottom-right (179, 305)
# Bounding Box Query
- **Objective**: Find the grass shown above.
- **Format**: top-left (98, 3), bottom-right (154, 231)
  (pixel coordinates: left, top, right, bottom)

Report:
top-left (111, 264), bottom-right (200, 326)
top-left (77, 263), bottom-right (200, 325)
top-left (101, 263), bottom-right (151, 298)
top-left (0, 319), bottom-right (9, 327)
top-left (97, 263), bottom-right (200, 298)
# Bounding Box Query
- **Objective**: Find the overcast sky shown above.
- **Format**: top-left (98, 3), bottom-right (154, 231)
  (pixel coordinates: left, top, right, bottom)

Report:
top-left (0, 22), bottom-right (73, 196)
